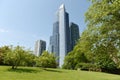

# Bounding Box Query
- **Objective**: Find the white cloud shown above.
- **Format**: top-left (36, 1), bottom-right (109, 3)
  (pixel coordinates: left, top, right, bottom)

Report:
top-left (0, 29), bottom-right (9, 33)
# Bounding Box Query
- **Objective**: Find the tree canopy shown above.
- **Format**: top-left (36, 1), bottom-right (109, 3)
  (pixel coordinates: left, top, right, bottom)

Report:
top-left (63, 0), bottom-right (120, 73)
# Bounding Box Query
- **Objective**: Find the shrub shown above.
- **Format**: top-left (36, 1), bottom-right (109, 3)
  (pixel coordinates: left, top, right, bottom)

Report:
top-left (75, 63), bottom-right (101, 72)
top-left (35, 51), bottom-right (57, 68)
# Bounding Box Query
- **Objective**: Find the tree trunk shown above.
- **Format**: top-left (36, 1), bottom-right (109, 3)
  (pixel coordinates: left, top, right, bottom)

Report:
top-left (12, 65), bottom-right (15, 69)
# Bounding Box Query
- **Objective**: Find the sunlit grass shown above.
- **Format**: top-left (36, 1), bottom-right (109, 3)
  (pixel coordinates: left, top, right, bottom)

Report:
top-left (0, 66), bottom-right (120, 80)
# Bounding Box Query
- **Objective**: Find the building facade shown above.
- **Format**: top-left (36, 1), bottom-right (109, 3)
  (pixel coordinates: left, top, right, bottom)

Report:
top-left (53, 21), bottom-right (59, 63)
top-left (58, 4), bottom-right (70, 67)
top-left (48, 21), bottom-right (59, 63)
top-left (48, 36), bottom-right (54, 53)
top-left (70, 22), bottom-right (80, 50)
top-left (34, 40), bottom-right (46, 56)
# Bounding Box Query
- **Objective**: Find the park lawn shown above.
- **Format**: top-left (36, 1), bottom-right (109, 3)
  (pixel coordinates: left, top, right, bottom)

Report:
top-left (0, 66), bottom-right (120, 80)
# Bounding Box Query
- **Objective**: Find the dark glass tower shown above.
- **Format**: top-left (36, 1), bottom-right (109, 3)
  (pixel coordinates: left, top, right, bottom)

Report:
top-left (70, 22), bottom-right (80, 50)
top-left (65, 12), bottom-right (71, 53)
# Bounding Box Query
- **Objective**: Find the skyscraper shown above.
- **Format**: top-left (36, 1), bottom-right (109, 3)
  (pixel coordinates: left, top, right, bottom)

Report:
top-left (48, 21), bottom-right (59, 63)
top-left (34, 40), bottom-right (46, 56)
top-left (49, 4), bottom-right (79, 67)
top-left (70, 22), bottom-right (80, 50)
top-left (58, 4), bottom-right (70, 67)
top-left (48, 36), bottom-right (54, 53)
top-left (53, 21), bottom-right (59, 63)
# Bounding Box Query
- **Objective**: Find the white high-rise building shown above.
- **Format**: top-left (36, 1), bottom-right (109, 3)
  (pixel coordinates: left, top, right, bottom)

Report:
top-left (58, 4), bottom-right (70, 67)
top-left (34, 40), bottom-right (46, 56)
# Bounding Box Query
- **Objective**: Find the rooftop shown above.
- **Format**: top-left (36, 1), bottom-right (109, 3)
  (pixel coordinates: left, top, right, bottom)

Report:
top-left (59, 4), bottom-right (65, 10)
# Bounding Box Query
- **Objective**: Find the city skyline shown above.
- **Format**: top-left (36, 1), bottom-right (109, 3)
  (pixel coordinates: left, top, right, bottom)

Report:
top-left (0, 0), bottom-right (91, 50)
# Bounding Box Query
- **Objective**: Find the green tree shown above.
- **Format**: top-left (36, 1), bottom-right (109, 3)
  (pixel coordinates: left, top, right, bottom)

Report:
top-left (85, 0), bottom-right (120, 70)
top-left (24, 52), bottom-right (36, 67)
top-left (63, 51), bottom-right (76, 69)
top-left (63, 49), bottom-right (88, 69)
top-left (0, 46), bottom-right (10, 65)
top-left (36, 51), bottom-right (57, 68)
top-left (4, 46), bottom-right (26, 69)
top-left (64, 0), bottom-right (120, 72)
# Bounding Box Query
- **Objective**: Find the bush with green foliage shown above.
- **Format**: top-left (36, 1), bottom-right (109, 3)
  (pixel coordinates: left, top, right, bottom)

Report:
top-left (36, 51), bottom-right (57, 68)
top-left (63, 51), bottom-right (88, 69)
top-left (75, 63), bottom-right (101, 72)
top-left (23, 52), bottom-right (36, 67)
top-left (0, 46), bottom-right (10, 65)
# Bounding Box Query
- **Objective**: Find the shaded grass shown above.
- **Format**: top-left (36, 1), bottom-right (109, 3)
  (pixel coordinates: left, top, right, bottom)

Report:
top-left (7, 67), bottom-right (62, 73)
top-left (0, 66), bottom-right (120, 80)
top-left (7, 68), bottom-right (40, 73)
top-left (43, 68), bottom-right (62, 73)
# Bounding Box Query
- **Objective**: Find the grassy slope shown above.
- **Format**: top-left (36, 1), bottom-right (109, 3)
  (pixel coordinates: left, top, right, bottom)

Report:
top-left (0, 66), bottom-right (120, 80)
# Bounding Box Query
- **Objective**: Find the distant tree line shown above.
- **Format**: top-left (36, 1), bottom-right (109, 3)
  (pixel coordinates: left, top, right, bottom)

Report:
top-left (0, 45), bottom-right (57, 69)
top-left (63, 0), bottom-right (120, 74)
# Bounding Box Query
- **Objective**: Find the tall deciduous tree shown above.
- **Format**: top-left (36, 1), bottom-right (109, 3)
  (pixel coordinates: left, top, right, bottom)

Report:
top-left (63, 0), bottom-right (120, 72)
top-left (85, 0), bottom-right (120, 69)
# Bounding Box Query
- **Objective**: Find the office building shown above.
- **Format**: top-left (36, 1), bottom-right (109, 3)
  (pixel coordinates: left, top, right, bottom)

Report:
top-left (70, 22), bottom-right (80, 50)
top-left (58, 4), bottom-right (70, 67)
top-left (53, 21), bottom-right (59, 63)
top-left (34, 40), bottom-right (46, 56)
top-left (48, 36), bottom-right (54, 53)
top-left (49, 4), bottom-right (80, 67)
top-left (48, 22), bottom-right (59, 63)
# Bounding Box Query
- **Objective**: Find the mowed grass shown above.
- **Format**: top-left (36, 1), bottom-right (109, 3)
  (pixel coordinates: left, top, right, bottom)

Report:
top-left (0, 66), bottom-right (120, 80)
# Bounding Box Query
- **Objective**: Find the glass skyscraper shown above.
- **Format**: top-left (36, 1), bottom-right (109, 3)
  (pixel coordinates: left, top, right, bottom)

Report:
top-left (48, 36), bottom-right (54, 53)
top-left (58, 4), bottom-right (70, 67)
top-left (49, 4), bottom-right (79, 67)
top-left (70, 22), bottom-right (80, 50)
top-left (48, 21), bottom-right (59, 63)
top-left (53, 21), bottom-right (59, 63)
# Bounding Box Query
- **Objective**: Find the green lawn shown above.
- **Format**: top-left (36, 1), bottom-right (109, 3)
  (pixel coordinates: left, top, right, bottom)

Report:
top-left (0, 66), bottom-right (120, 80)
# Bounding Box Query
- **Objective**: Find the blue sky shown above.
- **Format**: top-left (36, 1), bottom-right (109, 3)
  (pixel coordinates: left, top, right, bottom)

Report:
top-left (0, 0), bottom-right (90, 50)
